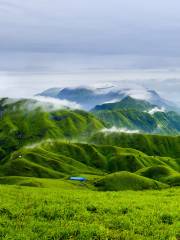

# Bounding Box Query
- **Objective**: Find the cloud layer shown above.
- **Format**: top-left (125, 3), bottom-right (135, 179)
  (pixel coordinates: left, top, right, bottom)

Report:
top-left (33, 96), bottom-right (82, 110)
top-left (101, 127), bottom-right (140, 134)
top-left (1, 0), bottom-right (180, 56)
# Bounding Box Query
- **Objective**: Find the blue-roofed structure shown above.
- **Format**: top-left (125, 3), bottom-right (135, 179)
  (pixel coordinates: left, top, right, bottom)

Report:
top-left (69, 177), bottom-right (86, 182)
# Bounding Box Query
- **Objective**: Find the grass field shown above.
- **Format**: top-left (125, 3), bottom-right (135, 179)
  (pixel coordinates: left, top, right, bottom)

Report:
top-left (0, 184), bottom-right (179, 240)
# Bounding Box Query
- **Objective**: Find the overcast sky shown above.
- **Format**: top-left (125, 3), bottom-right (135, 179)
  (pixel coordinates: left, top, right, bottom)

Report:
top-left (0, 0), bottom-right (180, 101)
top-left (1, 0), bottom-right (180, 56)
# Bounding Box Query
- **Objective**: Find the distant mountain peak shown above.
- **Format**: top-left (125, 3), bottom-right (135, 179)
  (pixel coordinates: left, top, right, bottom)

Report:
top-left (92, 95), bottom-right (155, 112)
top-left (38, 84), bottom-right (179, 112)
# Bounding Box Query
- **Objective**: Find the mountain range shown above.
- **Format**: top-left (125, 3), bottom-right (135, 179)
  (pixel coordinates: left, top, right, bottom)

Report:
top-left (38, 85), bottom-right (179, 111)
top-left (0, 85), bottom-right (180, 191)
top-left (91, 96), bottom-right (180, 135)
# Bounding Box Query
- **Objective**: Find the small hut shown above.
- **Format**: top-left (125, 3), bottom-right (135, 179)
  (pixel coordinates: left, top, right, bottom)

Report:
top-left (69, 177), bottom-right (86, 182)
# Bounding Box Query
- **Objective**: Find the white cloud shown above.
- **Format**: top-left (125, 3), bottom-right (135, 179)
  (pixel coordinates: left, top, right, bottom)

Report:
top-left (124, 89), bottom-right (151, 100)
top-left (147, 107), bottom-right (165, 115)
top-left (2, 95), bottom-right (82, 112)
top-left (24, 139), bottom-right (56, 149)
top-left (33, 96), bottom-right (82, 110)
top-left (100, 126), bottom-right (140, 134)
top-left (0, 70), bottom-right (180, 105)
top-left (103, 99), bottom-right (120, 104)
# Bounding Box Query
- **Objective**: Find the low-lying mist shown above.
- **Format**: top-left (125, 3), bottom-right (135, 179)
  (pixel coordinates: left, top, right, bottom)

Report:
top-left (100, 127), bottom-right (140, 134)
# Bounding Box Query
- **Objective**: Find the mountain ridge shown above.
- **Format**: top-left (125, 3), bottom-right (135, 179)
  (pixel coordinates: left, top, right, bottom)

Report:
top-left (38, 85), bottom-right (179, 111)
top-left (92, 96), bottom-right (157, 111)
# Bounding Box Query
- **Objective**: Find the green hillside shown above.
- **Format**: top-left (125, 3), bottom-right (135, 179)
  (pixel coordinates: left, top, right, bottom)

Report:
top-left (93, 109), bottom-right (180, 134)
top-left (92, 96), bottom-right (155, 111)
top-left (90, 132), bottom-right (180, 158)
top-left (136, 165), bottom-right (177, 179)
top-left (91, 96), bottom-right (180, 135)
top-left (0, 176), bottom-right (93, 189)
top-left (95, 171), bottom-right (168, 191)
top-left (136, 165), bottom-right (180, 185)
top-left (0, 98), bottom-right (104, 159)
top-left (0, 140), bottom-right (179, 188)
top-left (162, 174), bottom-right (180, 186)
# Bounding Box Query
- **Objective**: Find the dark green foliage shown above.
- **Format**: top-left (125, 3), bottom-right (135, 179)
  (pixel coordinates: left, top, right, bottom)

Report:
top-left (136, 165), bottom-right (177, 180)
top-left (160, 214), bottom-right (174, 225)
top-left (162, 175), bottom-right (180, 186)
top-left (86, 205), bottom-right (97, 212)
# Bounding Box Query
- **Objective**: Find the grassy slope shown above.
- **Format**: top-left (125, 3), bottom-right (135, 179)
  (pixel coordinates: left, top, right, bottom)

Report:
top-left (136, 165), bottom-right (178, 180)
top-left (93, 109), bottom-right (180, 134)
top-left (89, 133), bottom-right (180, 188)
top-left (136, 166), bottom-right (180, 186)
top-left (92, 96), bottom-right (180, 135)
top-left (90, 132), bottom-right (180, 158)
top-left (0, 98), bottom-right (104, 158)
top-left (136, 165), bottom-right (180, 186)
top-left (0, 140), bottom-right (179, 189)
top-left (92, 96), bottom-right (155, 111)
top-left (0, 176), bottom-right (94, 189)
top-left (0, 185), bottom-right (179, 239)
top-left (1, 141), bottom-right (179, 176)
top-left (95, 171), bottom-right (168, 191)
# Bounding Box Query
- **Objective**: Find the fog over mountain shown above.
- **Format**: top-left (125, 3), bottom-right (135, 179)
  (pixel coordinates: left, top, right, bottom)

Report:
top-left (0, 72), bottom-right (180, 105)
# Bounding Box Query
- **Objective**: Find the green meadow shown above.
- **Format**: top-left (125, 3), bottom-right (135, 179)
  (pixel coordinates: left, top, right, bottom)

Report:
top-left (0, 184), bottom-right (179, 240)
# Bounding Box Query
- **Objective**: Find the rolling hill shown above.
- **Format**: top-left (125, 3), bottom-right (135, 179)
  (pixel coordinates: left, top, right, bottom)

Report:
top-left (90, 132), bottom-right (180, 158)
top-left (0, 139), bottom-right (179, 189)
top-left (0, 98), bottom-right (104, 159)
top-left (95, 171), bottom-right (168, 191)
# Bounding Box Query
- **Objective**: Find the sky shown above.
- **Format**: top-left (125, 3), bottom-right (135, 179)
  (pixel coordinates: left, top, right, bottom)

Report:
top-left (0, 0), bottom-right (180, 103)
